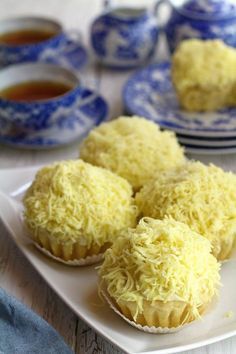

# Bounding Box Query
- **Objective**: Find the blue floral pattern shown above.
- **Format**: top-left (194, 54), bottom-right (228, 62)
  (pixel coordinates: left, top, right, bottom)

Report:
top-left (0, 85), bottom-right (89, 131)
top-left (0, 89), bottom-right (108, 148)
top-left (0, 32), bottom-right (88, 70)
top-left (165, 0), bottom-right (236, 52)
top-left (91, 10), bottom-right (158, 68)
top-left (180, 0), bottom-right (236, 19)
top-left (39, 34), bottom-right (88, 71)
top-left (123, 61), bottom-right (236, 138)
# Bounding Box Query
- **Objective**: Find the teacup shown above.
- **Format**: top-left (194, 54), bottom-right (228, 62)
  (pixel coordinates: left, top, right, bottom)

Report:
top-left (0, 16), bottom-right (80, 67)
top-left (0, 62), bottom-right (88, 132)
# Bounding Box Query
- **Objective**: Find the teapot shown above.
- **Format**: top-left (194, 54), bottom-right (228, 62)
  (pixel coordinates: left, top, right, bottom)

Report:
top-left (161, 0), bottom-right (236, 52)
top-left (90, 3), bottom-right (159, 68)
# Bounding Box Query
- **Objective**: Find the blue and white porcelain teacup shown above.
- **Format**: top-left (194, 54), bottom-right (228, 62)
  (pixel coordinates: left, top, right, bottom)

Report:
top-left (90, 3), bottom-right (159, 68)
top-left (0, 16), bottom-right (82, 68)
top-left (0, 62), bottom-right (88, 132)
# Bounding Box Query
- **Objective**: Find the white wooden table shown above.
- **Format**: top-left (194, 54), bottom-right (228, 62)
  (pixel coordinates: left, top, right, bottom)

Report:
top-left (0, 1), bottom-right (236, 353)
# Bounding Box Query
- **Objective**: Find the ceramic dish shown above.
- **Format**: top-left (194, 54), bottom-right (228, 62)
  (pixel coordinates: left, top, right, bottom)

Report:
top-left (0, 17), bottom-right (88, 70)
top-left (0, 89), bottom-right (109, 149)
top-left (123, 61), bottom-right (236, 138)
top-left (177, 134), bottom-right (236, 154)
top-left (0, 166), bottom-right (236, 354)
top-left (177, 133), bottom-right (236, 145)
top-left (184, 145), bottom-right (236, 156)
top-left (178, 136), bottom-right (236, 148)
top-left (41, 32), bottom-right (88, 71)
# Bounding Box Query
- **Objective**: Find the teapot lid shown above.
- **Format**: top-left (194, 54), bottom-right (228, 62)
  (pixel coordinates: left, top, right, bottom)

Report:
top-left (172, 0), bottom-right (236, 20)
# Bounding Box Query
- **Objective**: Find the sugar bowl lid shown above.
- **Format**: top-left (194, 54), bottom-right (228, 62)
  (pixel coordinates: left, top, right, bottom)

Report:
top-left (172, 0), bottom-right (236, 20)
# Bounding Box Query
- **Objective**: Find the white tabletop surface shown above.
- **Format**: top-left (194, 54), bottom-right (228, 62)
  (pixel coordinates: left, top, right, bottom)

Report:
top-left (0, 0), bottom-right (236, 353)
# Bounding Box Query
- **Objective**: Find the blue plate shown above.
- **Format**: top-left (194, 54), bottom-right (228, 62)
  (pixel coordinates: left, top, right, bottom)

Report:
top-left (0, 89), bottom-right (108, 149)
top-left (183, 145), bottom-right (236, 155)
top-left (177, 135), bottom-right (236, 148)
top-left (123, 61), bottom-right (236, 138)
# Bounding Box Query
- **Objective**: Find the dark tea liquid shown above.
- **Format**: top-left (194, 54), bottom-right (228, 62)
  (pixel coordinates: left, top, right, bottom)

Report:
top-left (0, 81), bottom-right (73, 101)
top-left (0, 29), bottom-right (57, 45)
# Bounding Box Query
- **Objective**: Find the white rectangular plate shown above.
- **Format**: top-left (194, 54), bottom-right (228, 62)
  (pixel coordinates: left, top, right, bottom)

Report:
top-left (0, 166), bottom-right (236, 354)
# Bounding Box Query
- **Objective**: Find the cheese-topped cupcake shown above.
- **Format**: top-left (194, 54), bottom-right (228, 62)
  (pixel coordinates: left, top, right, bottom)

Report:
top-left (99, 217), bottom-right (220, 329)
top-left (136, 161), bottom-right (236, 261)
top-left (23, 160), bottom-right (137, 264)
top-left (79, 116), bottom-right (185, 191)
top-left (172, 39), bottom-right (236, 112)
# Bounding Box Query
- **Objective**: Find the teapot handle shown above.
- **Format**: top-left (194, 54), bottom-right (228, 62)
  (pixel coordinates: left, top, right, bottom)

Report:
top-left (152, 0), bottom-right (171, 32)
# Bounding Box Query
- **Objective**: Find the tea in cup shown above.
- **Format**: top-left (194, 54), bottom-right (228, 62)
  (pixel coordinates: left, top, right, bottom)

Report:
top-left (0, 62), bottom-right (87, 131)
top-left (0, 16), bottom-right (82, 68)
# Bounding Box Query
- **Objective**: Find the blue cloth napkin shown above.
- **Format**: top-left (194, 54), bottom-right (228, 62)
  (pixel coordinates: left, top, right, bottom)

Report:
top-left (0, 288), bottom-right (74, 354)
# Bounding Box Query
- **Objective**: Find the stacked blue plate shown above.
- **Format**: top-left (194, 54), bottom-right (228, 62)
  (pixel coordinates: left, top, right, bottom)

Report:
top-left (123, 61), bottom-right (236, 155)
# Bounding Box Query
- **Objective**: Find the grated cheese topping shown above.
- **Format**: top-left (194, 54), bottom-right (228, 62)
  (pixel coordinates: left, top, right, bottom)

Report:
top-left (24, 160), bottom-right (137, 246)
top-left (172, 40), bottom-right (236, 91)
top-left (136, 161), bottom-right (236, 256)
top-left (79, 116), bottom-right (185, 191)
top-left (172, 39), bottom-right (236, 111)
top-left (99, 217), bottom-right (220, 319)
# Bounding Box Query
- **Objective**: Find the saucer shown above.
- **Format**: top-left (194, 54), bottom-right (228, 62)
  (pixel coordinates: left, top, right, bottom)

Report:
top-left (183, 145), bottom-right (236, 156)
top-left (39, 32), bottom-right (88, 71)
top-left (123, 61), bottom-right (236, 138)
top-left (0, 89), bottom-right (109, 149)
top-left (177, 135), bottom-right (236, 155)
top-left (177, 135), bottom-right (236, 147)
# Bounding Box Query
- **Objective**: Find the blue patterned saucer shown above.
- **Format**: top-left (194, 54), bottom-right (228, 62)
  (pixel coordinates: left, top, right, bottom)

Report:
top-left (40, 32), bottom-right (88, 71)
top-left (0, 89), bottom-right (108, 149)
top-left (123, 61), bottom-right (236, 138)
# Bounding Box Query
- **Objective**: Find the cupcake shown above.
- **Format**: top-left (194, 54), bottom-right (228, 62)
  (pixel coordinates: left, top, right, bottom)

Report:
top-left (136, 161), bottom-right (236, 261)
top-left (172, 39), bottom-right (236, 112)
top-left (23, 159), bottom-right (137, 264)
top-left (99, 217), bottom-right (220, 330)
top-left (79, 116), bottom-right (185, 191)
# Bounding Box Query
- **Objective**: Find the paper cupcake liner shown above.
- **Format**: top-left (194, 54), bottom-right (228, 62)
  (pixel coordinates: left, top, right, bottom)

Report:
top-left (100, 288), bottom-right (196, 334)
top-left (34, 242), bottom-right (103, 266)
top-left (20, 211), bottom-right (109, 266)
top-left (21, 215), bottom-right (106, 266)
top-left (222, 247), bottom-right (236, 264)
top-left (214, 235), bottom-right (236, 261)
top-left (101, 287), bottom-right (217, 334)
